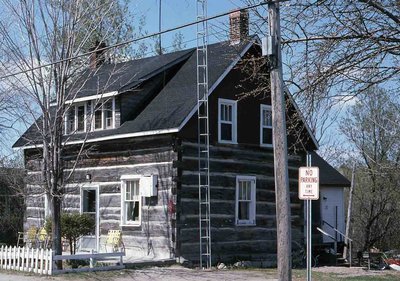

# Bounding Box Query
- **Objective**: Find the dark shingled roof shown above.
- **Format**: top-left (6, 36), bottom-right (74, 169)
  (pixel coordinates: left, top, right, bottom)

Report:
top-left (13, 38), bottom-right (252, 148)
top-left (311, 152), bottom-right (351, 187)
top-left (68, 48), bottom-right (194, 99)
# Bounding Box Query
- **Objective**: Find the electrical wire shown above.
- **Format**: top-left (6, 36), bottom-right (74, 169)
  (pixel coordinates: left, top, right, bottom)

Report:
top-left (0, 1), bottom-right (270, 81)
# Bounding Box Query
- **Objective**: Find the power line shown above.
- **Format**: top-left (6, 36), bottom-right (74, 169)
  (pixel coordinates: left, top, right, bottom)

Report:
top-left (0, 1), bottom-right (269, 81)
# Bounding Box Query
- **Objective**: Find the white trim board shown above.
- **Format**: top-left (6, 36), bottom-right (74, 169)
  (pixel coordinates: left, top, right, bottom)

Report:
top-left (50, 91), bottom-right (119, 106)
top-left (17, 128), bottom-right (179, 150)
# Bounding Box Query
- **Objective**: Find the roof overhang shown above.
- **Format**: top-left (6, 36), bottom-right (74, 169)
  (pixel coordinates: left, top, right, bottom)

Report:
top-left (14, 127), bottom-right (179, 150)
top-left (50, 91), bottom-right (119, 106)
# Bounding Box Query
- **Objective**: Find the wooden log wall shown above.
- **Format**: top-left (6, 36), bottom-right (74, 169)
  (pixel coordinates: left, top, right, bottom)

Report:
top-left (176, 141), bottom-right (303, 265)
top-left (23, 135), bottom-right (179, 260)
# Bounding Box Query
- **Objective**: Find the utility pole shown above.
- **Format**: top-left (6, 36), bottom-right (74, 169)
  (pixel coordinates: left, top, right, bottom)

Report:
top-left (268, 1), bottom-right (292, 280)
top-left (343, 163), bottom-right (356, 260)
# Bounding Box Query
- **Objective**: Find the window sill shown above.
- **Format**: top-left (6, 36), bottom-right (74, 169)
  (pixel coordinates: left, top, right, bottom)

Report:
top-left (260, 143), bottom-right (273, 148)
top-left (218, 140), bottom-right (238, 145)
top-left (121, 223), bottom-right (141, 228)
top-left (236, 222), bottom-right (256, 227)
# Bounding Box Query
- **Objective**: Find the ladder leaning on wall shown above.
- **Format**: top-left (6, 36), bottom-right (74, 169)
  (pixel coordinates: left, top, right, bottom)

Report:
top-left (196, 0), bottom-right (212, 269)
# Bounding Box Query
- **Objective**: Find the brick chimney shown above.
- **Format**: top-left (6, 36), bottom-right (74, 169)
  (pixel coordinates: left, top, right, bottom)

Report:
top-left (89, 41), bottom-right (107, 69)
top-left (229, 10), bottom-right (249, 45)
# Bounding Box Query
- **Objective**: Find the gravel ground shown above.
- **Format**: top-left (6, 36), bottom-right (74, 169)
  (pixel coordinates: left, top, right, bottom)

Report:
top-left (313, 266), bottom-right (400, 277)
top-left (0, 265), bottom-right (399, 281)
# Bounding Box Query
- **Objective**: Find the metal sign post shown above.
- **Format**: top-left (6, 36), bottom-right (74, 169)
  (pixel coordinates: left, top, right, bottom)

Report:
top-left (299, 154), bottom-right (319, 281)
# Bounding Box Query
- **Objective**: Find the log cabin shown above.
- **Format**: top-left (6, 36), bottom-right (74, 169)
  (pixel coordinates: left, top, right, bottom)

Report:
top-left (13, 11), bottom-right (350, 265)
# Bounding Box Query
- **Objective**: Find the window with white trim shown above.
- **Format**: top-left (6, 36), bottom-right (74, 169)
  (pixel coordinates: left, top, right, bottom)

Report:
top-left (260, 104), bottom-right (273, 147)
top-left (121, 176), bottom-right (141, 226)
top-left (93, 98), bottom-right (115, 130)
top-left (64, 98), bottom-right (115, 134)
top-left (65, 103), bottom-right (87, 134)
top-left (235, 176), bottom-right (256, 225)
top-left (218, 98), bottom-right (237, 143)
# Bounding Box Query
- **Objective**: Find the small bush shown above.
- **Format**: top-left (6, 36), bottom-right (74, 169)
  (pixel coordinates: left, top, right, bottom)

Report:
top-left (45, 213), bottom-right (95, 254)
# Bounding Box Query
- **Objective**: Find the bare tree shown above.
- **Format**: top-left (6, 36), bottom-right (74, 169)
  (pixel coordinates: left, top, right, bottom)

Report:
top-left (340, 87), bottom-right (400, 251)
top-left (0, 0), bottom-right (140, 265)
top-left (241, 0), bottom-right (399, 144)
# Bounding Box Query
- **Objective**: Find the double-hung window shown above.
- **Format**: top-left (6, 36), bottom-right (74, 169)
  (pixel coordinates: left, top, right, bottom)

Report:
top-left (235, 176), bottom-right (256, 226)
top-left (218, 99), bottom-right (237, 143)
top-left (65, 103), bottom-right (87, 134)
top-left (260, 104), bottom-right (273, 147)
top-left (121, 176), bottom-right (141, 226)
top-left (93, 98), bottom-right (115, 130)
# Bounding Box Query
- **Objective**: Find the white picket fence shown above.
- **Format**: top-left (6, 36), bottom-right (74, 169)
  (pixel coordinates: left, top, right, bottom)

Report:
top-left (0, 245), bottom-right (53, 275)
top-left (0, 245), bottom-right (125, 275)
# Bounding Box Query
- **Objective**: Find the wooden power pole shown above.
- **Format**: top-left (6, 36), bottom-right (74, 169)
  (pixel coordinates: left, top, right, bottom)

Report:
top-left (268, 1), bottom-right (292, 280)
top-left (343, 163), bottom-right (356, 260)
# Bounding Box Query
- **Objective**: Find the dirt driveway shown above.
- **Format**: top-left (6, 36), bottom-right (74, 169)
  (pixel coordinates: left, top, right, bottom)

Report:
top-left (0, 266), bottom-right (399, 281)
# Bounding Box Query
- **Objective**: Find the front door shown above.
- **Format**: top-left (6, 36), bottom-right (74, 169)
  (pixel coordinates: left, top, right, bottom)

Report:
top-left (80, 186), bottom-right (99, 252)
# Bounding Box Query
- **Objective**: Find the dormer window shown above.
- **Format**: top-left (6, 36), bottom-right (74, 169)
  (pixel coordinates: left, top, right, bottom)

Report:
top-left (64, 97), bottom-right (115, 134)
top-left (65, 103), bottom-right (87, 134)
top-left (93, 99), bottom-right (115, 130)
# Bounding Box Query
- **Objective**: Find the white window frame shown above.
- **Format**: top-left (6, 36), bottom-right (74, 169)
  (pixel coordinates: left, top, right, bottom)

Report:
top-left (76, 103), bottom-right (87, 133)
top-left (121, 175), bottom-right (142, 226)
top-left (235, 175), bottom-right (256, 226)
top-left (64, 102), bottom-right (87, 134)
top-left (92, 98), bottom-right (115, 131)
top-left (260, 104), bottom-right (273, 147)
top-left (218, 98), bottom-right (237, 144)
top-left (43, 194), bottom-right (49, 219)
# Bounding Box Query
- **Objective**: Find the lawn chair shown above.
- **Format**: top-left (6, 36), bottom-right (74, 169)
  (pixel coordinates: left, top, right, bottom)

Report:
top-left (17, 232), bottom-right (25, 247)
top-left (104, 230), bottom-right (125, 252)
top-left (26, 226), bottom-right (38, 248)
top-left (37, 227), bottom-right (51, 249)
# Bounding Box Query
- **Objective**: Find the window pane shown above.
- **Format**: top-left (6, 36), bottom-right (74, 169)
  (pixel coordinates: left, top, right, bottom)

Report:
top-left (220, 104), bottom-right (225, 121)
top-left (125, 181), bottom-right (132, 200)
top-left (83, 189), bottom-right (96, 213)
top-left (239, 181), bottom-right (251, 200)
top-left (126, 180), bottom-right (139, 199)
top-left (246, 182), bottom-right (251, 199)
top-left (238, 202), bottom-right (249, 220)
top-left (94, 106), bottom-right (102, 129)
top-left (67, 108), bottom-right (75, 133)
top-left (126, 201), bottom-right (139, 221)
top-left (220, 104), bottom-right (232, 122)
top-left (133, 181), bottom-right (139, 196)
top-left (263, 128), bottom-right (273, 144)
top-left (77, 105), bottom-right (85, 131)
top-left (221, 123), bottom-right (232, 141)
top-left (263, 109), bottom-right (272, 127)
top-left (104, 100), bottom-right (113, 128)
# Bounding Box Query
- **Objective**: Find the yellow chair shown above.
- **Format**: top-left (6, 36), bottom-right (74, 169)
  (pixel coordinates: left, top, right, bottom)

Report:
top-left (104, 230), bottom-right (125, 252)
top-left (37, 228), bottom-right (51, 249)
top-left (26, 226), bottom-right (38, 248)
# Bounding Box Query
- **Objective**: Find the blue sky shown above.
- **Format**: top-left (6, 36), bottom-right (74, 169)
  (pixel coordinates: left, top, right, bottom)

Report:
top-left (129, 0), bottom-right (253, 51)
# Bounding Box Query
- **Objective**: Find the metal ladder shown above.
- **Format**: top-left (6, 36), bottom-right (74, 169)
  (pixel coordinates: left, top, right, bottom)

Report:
top-left (196, 0), bottom-right (211, 269)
